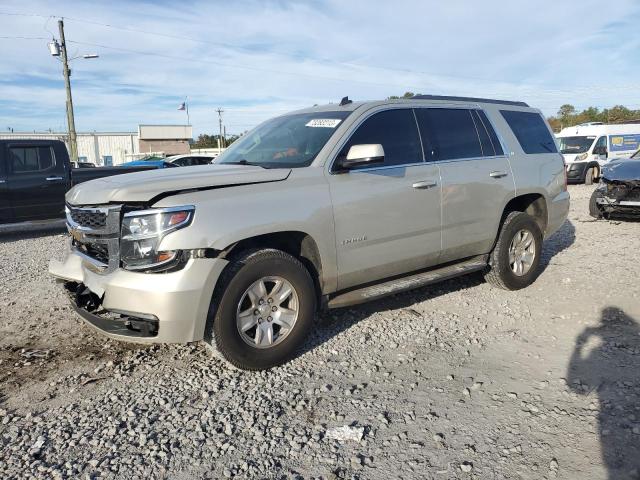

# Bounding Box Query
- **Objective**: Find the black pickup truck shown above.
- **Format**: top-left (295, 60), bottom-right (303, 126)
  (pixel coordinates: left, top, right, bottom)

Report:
top-left (0, 139), bottom-right (157, 224)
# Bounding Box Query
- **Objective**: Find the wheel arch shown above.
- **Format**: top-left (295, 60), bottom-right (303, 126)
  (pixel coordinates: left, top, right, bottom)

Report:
top-left (500, 193), bottom-right (548, 236)
top-left (219, 230), bottom-right (324, 303)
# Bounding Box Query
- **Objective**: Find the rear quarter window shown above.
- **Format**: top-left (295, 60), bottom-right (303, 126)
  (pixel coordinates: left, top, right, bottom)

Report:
top-left (500, 110), bottom-right (557, 154)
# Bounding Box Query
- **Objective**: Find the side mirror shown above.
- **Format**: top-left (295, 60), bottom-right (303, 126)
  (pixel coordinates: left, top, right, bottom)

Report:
top-left (337, 144), bottom-right (385, 170)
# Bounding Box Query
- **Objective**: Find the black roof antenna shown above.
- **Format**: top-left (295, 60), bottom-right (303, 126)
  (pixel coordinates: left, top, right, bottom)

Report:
top-left (339, 96), bottom-right (352, 106)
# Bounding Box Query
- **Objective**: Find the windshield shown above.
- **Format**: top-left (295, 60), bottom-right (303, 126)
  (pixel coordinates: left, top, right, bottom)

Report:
top-left (558, 136), bottom-right (596, 154)
top-left (217, 111), bottom-right (351, 168)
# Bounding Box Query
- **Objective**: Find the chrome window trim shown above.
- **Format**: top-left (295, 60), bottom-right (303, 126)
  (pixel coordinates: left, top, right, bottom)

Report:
top-left (477, 109), bottom-right (510, 157)
top-left (412, 106), bottom-right (509, 165)
top-left (412, 109), bottom-right (427, 162)
top-left (468, 109), bottom-right (486, 158)
top-left (327, 104), bottom-right (513, 175)
top-left (347, 161), bottom-right (428, 174)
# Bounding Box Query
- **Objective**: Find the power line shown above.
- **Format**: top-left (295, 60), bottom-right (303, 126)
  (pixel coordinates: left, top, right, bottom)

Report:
top-left (0, 35), bottom-right (48, 40)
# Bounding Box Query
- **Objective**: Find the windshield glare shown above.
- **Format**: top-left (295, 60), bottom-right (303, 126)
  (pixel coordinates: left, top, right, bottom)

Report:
top-left (558, 136), bottom-right (596, 154)
top-left (217, 111), bottom-right (351, 168)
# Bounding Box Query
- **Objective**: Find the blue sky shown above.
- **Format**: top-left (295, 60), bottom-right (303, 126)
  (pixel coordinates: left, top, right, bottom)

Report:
top-left (1, 0), bottom-right (640, 136)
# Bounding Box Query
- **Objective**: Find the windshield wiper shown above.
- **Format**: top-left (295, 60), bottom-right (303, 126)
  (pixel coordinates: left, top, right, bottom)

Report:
top-left (223, 159), bottom-right (267, 168)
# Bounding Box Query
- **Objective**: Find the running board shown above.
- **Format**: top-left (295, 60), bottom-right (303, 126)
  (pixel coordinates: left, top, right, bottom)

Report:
top-left (327, 255), bottom-right (488, 309)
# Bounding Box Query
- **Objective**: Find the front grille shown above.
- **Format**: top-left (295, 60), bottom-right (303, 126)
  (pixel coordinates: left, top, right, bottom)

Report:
top-left (66, 205), bottom-right (122, 273)
top-left (68, 208), bottom-right (107, 229)
top-left (74, 241), bottom-right (110, 265)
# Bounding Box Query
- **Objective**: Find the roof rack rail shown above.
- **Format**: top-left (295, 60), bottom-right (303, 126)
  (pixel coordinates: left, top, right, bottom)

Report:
top-left (412, 95), bottom-right (529, 107)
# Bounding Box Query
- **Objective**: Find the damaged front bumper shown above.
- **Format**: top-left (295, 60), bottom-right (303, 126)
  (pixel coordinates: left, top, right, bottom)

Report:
top-left (49, 240), bottom-right (229, 343)
top-left (594, 180), bottom-right (640, 217)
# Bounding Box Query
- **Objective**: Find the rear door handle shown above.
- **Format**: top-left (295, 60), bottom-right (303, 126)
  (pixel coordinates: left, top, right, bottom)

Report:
top-left (45, 176), bottom-right (64, 181)
top-left (489, 171), bottom-right (508, 178)
top-left (412, 180), bottom-right (438, 189)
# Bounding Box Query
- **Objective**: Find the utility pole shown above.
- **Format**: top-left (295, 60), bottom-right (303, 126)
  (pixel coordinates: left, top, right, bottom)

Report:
top-left (58, 19), bottom-right (78, 162)
top-left (216, 108), bottom-right (224, 149)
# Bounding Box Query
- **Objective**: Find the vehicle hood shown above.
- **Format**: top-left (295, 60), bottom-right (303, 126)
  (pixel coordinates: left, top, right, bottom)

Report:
top-left (66, 164), bottom-right (291, 205)
top-left (601, 159), bottom-right (640, 183)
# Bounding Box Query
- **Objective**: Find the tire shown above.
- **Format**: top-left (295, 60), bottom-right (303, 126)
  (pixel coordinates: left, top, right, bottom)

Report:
top-left (484, 211), bottom-right (543, 291)
top-left (205, 248), bottom-right (316, 370)
top-left (589, 190), bottom-right (603, 219)
top-left (584, 167), bottom-right (594, 185)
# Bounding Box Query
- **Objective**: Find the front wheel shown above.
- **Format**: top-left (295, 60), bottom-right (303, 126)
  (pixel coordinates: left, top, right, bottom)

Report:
top-left (205, 249), bottom-right (316, 370)
top-left (584, 167), bottom-right (595, 185)
top-left (484, 211), bottom-right (543, 290)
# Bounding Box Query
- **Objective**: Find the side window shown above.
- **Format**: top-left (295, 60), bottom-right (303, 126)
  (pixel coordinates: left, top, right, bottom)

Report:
top-left (500, 110), bottom-right (558, 154)
top-left (594, 136), bottom-right (607, 149)
top-left (338, 109), bottom-right (423, 168)
top-left (415, 108), bottom-right (482, 161)
top-left (471, 110), bottom-right (495, 156)
top-left (9, 146), bottom-right (55, 173)
top-left (476, 110), bottom-right (504, 156)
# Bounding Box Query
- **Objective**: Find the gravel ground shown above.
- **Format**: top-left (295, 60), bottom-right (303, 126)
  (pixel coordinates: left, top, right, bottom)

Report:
top-left (0, 185), bottom-right (639, 480)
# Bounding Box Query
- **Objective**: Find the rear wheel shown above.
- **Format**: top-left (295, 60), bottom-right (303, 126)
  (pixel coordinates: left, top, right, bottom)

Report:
top-left (205, 249), bottom-right (316, 370)
top-left (484, 212), bottom-right (543, 290)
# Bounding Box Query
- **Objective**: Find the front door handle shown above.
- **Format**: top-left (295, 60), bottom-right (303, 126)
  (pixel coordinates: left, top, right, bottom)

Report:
top-left (45, 176), bottom-right (64, 181)
top-left (489, 171), bottom-right (508, 178)
top-left (412, 180), bottom-right (438, 189)
top-left (0, 179), bottom-right (5, 184)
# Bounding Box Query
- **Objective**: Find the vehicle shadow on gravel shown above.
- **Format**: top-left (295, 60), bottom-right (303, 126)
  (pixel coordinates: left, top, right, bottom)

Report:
top-left (0, 225), bottom-right (66, 244)
top-left (566, 307), bottom-right (640, 480)
top-left (539, 219), bottom-right (576, 271)
top-left (310, 273), bottom-right (484, 350)
top-left (307, 220), bottom-right (576, 355)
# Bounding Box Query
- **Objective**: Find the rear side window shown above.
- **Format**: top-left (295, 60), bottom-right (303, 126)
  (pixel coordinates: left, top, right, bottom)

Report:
top-left (9, 146), bottom-right (55, 173)
top-left (471, 110), bottom-right (495, 156)
top-left (415, 108), bottom-right (482, 161)
top-left (338, 109), bottom-right (423, 167)
top-left (500, 110), bottom-right (557, 154)
top-left (476, 110), bottom-right (504, 156)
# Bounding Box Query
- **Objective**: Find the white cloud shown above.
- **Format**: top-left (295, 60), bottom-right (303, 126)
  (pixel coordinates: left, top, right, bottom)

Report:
top-left (1, 0), bottom-right (640, 135)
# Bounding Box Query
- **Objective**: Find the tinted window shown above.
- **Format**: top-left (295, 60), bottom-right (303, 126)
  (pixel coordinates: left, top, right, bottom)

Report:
top-left (471, 110), bottom-right (494, 156)
top-left (338, 109), bottom-right (422, 168)
top-left (9, 146), bottom-right (54, 173)
top-left (500, 110), bottom-right (558, 154)
top-left (595, 136), bottom-right (607, 149)
top-left (476, 110), bottom-right (504, 156)
top-left (415, 108), bottom-right (482, 161)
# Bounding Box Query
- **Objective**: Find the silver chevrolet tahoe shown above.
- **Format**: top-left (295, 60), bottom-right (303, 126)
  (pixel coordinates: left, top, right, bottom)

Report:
top-left (49, 95), bottom-right (570, 370)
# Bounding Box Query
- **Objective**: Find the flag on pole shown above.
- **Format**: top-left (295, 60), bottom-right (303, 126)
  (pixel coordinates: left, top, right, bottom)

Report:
top-left (178, 102), bottom-right (186, 111)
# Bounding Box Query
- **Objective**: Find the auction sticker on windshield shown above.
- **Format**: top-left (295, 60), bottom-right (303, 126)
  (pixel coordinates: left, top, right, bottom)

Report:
top-left (305, 119), bottom-right (342, 128)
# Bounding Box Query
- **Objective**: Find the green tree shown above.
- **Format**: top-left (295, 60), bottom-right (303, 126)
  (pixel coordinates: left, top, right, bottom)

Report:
top-left (387, 91), bottom-right (422, 100)
top-left (192, 133), bottom-right (241, 148)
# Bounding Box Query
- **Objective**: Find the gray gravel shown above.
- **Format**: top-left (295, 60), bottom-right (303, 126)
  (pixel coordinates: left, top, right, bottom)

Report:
top-left (1, 185), bottom-right (639, 479)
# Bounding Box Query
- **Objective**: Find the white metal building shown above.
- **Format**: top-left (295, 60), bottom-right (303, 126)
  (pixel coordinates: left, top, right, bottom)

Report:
top-left (0, 131), bottom-right (139, 165)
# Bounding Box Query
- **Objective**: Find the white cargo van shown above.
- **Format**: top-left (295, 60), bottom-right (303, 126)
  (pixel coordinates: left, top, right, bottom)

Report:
top-left (556, 123), bottom-right (640, 184)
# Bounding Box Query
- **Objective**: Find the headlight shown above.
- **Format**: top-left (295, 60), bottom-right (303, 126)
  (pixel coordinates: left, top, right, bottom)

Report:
top-left (576, 153), bottom-right (588, 161)
top-left (120, 206), bottom-right (194, 271)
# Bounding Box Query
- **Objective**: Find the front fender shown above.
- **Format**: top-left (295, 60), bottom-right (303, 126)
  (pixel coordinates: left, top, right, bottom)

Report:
top-left (152, 169), bottom-right (338, 292)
